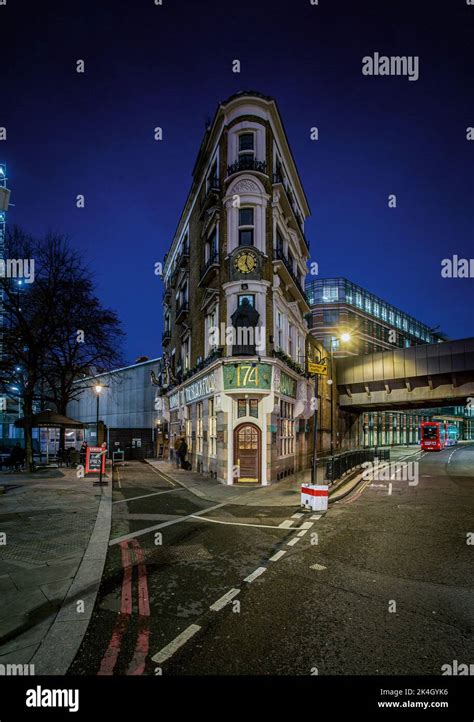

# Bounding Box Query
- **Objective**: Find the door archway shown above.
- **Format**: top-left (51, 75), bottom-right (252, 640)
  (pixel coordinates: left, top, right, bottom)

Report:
top-left (233, 423), bottom-right (261, 483)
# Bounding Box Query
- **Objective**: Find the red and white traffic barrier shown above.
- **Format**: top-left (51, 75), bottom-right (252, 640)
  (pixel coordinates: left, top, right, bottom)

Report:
top-left (301, 484), bottom-right (329, 512)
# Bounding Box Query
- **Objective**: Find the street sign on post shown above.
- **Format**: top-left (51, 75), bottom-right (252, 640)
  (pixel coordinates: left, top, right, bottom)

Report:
top-left (308, 361), bottom-right (328, 376)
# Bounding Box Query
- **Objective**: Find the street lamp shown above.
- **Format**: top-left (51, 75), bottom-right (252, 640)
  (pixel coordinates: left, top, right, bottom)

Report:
top-left (327, 333), bottom-right (351, 457)
top-left (94, 384), bottom-right (103, 444)
top-left (94, 384), bottom-right (108, 485)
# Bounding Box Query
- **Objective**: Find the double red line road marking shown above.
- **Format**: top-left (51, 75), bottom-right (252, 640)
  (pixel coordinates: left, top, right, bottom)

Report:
top-left (98, 538), bottom-right (150, 676)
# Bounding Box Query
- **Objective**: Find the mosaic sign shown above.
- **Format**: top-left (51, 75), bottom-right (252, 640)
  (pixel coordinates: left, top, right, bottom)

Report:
top-left (223, 363), bottom-right (272, 391)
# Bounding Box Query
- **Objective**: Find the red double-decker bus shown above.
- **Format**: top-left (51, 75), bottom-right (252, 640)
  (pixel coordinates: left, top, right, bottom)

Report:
top-left (420, 421), bottom-right (459, 451)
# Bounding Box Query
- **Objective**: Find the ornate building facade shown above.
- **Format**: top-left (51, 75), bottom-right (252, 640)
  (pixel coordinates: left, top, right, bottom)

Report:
top-left (157, 91), bottom-right (320, 485)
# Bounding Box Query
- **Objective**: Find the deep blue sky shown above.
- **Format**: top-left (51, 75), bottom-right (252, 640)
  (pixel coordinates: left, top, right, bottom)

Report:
top-left (2, 0), bottom-right (473, 363)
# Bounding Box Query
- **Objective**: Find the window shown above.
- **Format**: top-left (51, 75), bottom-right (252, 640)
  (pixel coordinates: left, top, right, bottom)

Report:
top-left (196, 403), bottom-right (203, 454)
top-left (288, 250), bottom-right (294, 273)
top-left (355, 292), bottom-right (362, 308)
top-left (237, 399), bottom-right (259, 419)
top-left (185, 418), bottom-right (192, 454)
top-left (179, 280), bottom-right (188, 308)
top-left (278, 401), bottom-right (294, 456)
top-left (238, 294), bottom-right (255, 307)
top-left (182, 336), bottom-right (191, 371)
top-left (205, 227), bottom-right (218, 262)
top-left (207, 159), bottom-right (218, 190)
top-left (238, 133), bottom-right (255, 163)
top-left (238, 207), bottom-right (254, 246)
top-left (205, 306), bottom-right (218, 356)
top-left (288, 323), bottom-right (294, 358)
top-left (276, 230), bottom-right (284, 255)
top-left (209, 398), bottom-right (217, 457)
top-left (323, 310), bottom-right (339, 324)
top-left (276, 310), bottom-right (284, 349)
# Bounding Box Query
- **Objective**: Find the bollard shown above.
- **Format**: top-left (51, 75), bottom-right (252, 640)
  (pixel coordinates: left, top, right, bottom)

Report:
top-left (301, 484), bottom-right (329, 512)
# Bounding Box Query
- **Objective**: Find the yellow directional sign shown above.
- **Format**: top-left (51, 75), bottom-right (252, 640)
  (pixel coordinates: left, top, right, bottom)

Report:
top-left (308, 362), bottom-right (328, 376)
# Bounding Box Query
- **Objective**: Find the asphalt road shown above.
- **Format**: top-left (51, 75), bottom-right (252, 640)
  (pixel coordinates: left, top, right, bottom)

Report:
top-left (69, 444), bottom-right (474, 676)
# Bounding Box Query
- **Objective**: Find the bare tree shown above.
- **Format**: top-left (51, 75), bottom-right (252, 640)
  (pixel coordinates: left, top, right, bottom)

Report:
top-left (0, 227), bottom-right (125, 469)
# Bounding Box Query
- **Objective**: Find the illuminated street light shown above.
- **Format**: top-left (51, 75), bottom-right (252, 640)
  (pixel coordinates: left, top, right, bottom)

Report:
top-left (328, 332), bottom-right (352, 456)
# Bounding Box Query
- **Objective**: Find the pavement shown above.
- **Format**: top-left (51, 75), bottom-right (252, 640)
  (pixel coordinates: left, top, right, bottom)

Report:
top-left (0, 466), bottom-right (112, 674)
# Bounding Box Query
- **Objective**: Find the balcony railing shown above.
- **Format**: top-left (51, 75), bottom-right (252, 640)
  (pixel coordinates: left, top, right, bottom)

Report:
top-left (272, 172), bottom-right (309, 249)
top-left (227, 158), bottom-right (267, 176)
top-left (178, 243), bottom-right (189, 268)
top-left (162, 329), bottom-right (171, 345)
top-left (274, 247), bottom-right (309, 303)
top-left (199, 252), bottom-right (219, 284)
top-left (200, 178), bottom-right (221, 211)
top-left (176, 301), bottom-right (189, 323)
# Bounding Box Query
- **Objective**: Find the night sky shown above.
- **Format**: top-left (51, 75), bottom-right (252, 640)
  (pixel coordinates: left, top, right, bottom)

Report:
top-left (2, 0), bottom-right (473, 363)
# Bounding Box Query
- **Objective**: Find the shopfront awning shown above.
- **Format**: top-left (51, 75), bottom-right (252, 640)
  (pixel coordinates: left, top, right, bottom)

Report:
top-left (15, 411), bottom-right (85, 429)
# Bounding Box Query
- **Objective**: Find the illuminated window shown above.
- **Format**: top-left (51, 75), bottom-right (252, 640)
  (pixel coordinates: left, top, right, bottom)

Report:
top-left (196, 402), bottom-right (203, 454)
top-left (278, 401), bottom-right (294, 456)
top-left (185, 418), bottom-right (192, 454)
top-left (209, 398), bottom-right (217, 457)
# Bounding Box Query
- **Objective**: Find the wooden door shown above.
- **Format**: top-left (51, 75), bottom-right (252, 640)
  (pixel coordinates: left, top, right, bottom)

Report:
top-left (234, 423), bottom-right (260, 483)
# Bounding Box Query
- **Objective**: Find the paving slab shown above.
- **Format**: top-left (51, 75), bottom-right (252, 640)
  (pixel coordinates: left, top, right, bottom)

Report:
top-left (0, 467), bottom-right (112, 673)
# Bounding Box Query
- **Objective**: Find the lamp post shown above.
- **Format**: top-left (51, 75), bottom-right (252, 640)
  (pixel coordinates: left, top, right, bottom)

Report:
top-left (94, 384), bottom-right (106, 485)
top-left (327, 332), bottom-right (351, 458)
top-left (94, 384), bottom-right (103, 444)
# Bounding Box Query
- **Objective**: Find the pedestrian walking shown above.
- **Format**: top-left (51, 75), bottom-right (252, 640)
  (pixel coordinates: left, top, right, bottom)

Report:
top-left (178, 437), bottom-right (188, 470)
top-left (174, 436), bottom-right (182, 468)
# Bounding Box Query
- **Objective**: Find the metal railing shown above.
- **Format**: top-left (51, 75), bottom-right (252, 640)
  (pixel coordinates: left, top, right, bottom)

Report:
top-left (200, 252), bottom-right (219, 281)
top-left (227, 158), bottom-right (267, 176)
top-left (325, 447), bottom-right (390, 484)
top-left (274, 247), bottom-right (308, 301)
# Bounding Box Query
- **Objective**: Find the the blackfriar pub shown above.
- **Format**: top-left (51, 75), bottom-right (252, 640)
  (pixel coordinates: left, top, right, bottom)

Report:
top-left (154, 92), bottom-right (331, 485)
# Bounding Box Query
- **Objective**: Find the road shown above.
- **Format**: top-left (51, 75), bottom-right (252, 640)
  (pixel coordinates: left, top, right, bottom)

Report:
top-left (69, 443), bottom-right (474, 676)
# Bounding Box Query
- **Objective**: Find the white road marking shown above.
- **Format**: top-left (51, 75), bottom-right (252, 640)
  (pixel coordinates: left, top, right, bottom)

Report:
top-left (287, 537), bottom-right (301, 547)
top-left (151, 624), bottom-right (201, 664)
top-left (278, 520), bottom-right (294, 528)
top-left (269, 550), bottom-right (287, 562)
top-left (109, 503), bottom-right (227, 546)
top-left (310, 563), bottom-right (327, 571)
top-left (145, 464), bottom-right (176, 485)
top-left (113, 488), bottom-right (181, 505)
top-left (210, 588), bottom-right (240, 611)
top-left (310, 514), bottom-right (321, 520)
top-left (190, 516), bottom-right (288, 530)
top-left (244, 567), bottom-right (266, 583)
top-left (299, 522), bottom-right (313, 530)
top-left (297, 529), bottom-right (309, 537)
top-left (388, 483), bottom-right (392, 495)
top-left (291, 513), bottom-right (304, 519)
